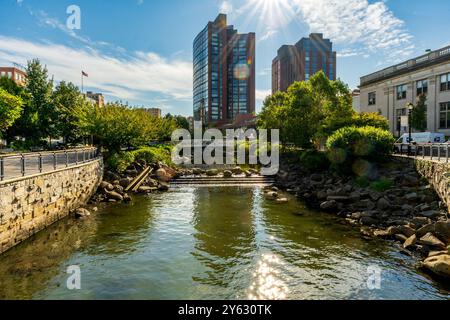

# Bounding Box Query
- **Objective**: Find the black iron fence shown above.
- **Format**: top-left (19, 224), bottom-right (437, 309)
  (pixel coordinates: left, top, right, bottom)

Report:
top-left (394, 143), bottom-right (450, 162)
top-left (0, 147), bottom-right (100, 182)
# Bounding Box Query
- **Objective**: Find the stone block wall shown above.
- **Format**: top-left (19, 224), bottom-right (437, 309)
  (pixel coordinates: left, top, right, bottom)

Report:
top-left (414, 159), bottom-right (450, 213)
top-left (0, 159), bottom-right (103, 254)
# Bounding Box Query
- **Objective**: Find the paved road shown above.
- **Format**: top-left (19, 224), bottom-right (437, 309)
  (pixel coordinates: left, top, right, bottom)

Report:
top-left (1, 150), bottom-right (97, 182)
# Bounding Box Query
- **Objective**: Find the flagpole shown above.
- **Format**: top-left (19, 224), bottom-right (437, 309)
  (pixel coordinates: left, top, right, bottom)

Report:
top-left (81, 71), bottom-right (84, 94)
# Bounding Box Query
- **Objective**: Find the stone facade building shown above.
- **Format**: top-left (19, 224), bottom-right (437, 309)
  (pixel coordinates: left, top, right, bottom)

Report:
top-left (359, 45), bottom-right (450, 137)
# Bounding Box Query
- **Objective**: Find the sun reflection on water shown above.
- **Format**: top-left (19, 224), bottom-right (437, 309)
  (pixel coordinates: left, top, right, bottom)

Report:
top-left (248, 253), bottom-right (289, 300)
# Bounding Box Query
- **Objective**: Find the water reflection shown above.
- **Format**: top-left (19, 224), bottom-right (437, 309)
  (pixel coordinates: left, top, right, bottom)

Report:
top-left (191, 187), bottom-right (257, 290)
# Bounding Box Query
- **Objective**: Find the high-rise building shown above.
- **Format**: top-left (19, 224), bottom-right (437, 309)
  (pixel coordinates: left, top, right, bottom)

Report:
top-left (272, 33), bottom-right (336, 93)
top-left (193, 14), bottom-right (255, 127)
top-left (145, 108), bottom-right (162, 118)
top-left (0, 66), bottom-right (27, 86)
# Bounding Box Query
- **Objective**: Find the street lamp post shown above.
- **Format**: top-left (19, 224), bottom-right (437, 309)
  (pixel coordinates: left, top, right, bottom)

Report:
top-left (407, 103), bottom-right (414, 156)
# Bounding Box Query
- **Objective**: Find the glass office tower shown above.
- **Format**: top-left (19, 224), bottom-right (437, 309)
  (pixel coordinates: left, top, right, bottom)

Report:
top-left (193, 14), bottom-right (255, 127)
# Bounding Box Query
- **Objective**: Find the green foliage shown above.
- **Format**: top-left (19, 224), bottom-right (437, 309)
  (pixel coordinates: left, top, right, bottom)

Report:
top-left (354, 176), bottom-right (370, 188)
top-left (318, 112), bottom-right (389, 139)
top-left (370, 178), bottom-right (393, 192)
top-left (52, 81), bottom-right (90, 144)
top-left (24, 59), bottom-right (56, 141)
top-left (412, 94), bottom-right (427, 132)
top-left (78, 103), bottom-right (177, 153)
top-left (0, 88), bottom-right (23, 137)
top-left (165, 113), bottom-right (190, 130)
top-left (299, 149), bottom-right (330, 172)
top-left (258, 71), bottom-right (354, 148)
top-left (326, 126), bottom-right (395, 164)
top-left (106, 145), bottom-right (173, 173)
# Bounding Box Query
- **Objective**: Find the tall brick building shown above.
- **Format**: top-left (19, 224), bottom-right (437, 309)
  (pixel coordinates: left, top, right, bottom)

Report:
top-left (272, 33), bottom-right (336, 93)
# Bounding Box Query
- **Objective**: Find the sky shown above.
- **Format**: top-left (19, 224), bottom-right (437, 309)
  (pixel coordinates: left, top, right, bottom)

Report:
top-left (0, 0), bottom-right (449, 116)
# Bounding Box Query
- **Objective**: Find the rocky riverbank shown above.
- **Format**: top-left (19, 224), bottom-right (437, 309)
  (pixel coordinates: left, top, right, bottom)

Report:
top-left (273, 157), bottom-right (450, 280)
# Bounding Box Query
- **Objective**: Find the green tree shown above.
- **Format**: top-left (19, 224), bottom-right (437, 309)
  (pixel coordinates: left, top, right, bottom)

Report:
top-left (24, 59), bottom-right (56, 142)
top-left (165, 113), bottom-right (190, 130)
top-left (0, 88), bottom-right (23, 138)
top-left (412, 94), bottom-right (427, 132)
top-left (52, 81), bottom-right (89, 144)
top-left (258, 71), bottom-right (354, 148)
top-left (79, 103), bottom-right (177, 153)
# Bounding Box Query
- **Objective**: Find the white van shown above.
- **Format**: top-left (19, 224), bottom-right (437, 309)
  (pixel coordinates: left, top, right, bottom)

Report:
top-left (396, 132), bottom-right (446, 144)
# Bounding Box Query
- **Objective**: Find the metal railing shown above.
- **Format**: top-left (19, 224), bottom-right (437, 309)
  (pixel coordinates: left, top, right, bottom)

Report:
top-left (394, 143), bottom-right (450, 163)
top-left (0, 147), bottom-right (100, 182)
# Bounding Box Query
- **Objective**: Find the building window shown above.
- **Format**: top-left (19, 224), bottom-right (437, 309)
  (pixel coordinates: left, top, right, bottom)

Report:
top-left (441, 73), bottom-right (450, 92)
top-left (368, 92), bottom-right (376, 106)
top-left (396, 108), bottom-right (406, 133)
top-left (396, 84), bottom-right (407, 100)
top-left (416, 79), bottom-right (428, 96)
top-left (440, 102), bottom-right (450, 129)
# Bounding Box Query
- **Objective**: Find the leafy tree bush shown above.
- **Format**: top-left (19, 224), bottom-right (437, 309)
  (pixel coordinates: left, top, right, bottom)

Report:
top-left (326, 126), bottom-right (395, 165)
top-left (0, 88), bottom-right (23, 138)
top-left (299, 149), bottom-right (330, 172)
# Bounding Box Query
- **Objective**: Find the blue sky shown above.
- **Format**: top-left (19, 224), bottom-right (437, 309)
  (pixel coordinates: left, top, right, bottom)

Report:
top-left (0, 0), bottom-right (449, 116)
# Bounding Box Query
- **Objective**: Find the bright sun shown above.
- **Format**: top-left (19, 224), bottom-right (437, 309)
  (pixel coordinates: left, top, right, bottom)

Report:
top-left (236, 0), bottom-right (294, 36)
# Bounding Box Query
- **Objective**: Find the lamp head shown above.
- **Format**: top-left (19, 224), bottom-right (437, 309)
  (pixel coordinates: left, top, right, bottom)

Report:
top-left (407, 103), bottom-right (414, 110)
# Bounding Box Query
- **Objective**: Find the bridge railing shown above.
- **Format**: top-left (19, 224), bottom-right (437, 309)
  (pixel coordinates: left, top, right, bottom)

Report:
top-left (394, 143), bottom-right (450, 162)
top-left (0, 147), bottom-right (100, 182)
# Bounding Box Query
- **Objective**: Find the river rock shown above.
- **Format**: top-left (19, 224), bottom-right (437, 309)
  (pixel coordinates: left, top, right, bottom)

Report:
top-left (360, 216), bottom-right (378, 226)
top-left (428, 251), bottom-right (448, 258)
top-left (416, 224), bottom-right (436, 238)
top-left (377, 198), bottom-right (390, 210)
top-left (405, 193), bottom-right (418, 201)
top-left (403, 234), bottom-right (417, 249)
top-left (276, 198), bottom-right (288, 204)
top-left (266, 191), bottom-right (278, 199)
top-left (418, 210), bottom-right (441, 218)
top-left (158, 182), bottom-right (170, 191)
top-left (310, 174), bottom-right (323, 183)
top-left (388, 225), bottom-right (415, 238)
top-left (119, 177), bottom-right (133, 188)
top-left (373, 229), bottom-right (390, 238)
top-left (156, 168), bottom-right (172, 182)
top-left (232, 167), bottom-right (243, 175)
top-left (223, 170), bottom-right (233, 178)
top-left (434, 221), bottom-right (450, 243)
top-left (100, 181), bottom-right (114, 191)
top-left (114, 185), bottom-right (124, 193)
top-left (106, 191), bottom-right (124, 202)
top-left (419, 233), bottom-right (446, 249)
top-left (410, 217), bottom-right (431, 229)
top-left (123, 193), bottom-right (132, 202)
top-left (74, 208), bottom-right (91, 218)
top-left (422, 255), bottom-right (450, 278)
top-left (320, 200), bottom-right (337, 210)
top-left (206, 169), bottom-right (219, 176)
top-left (138, 186), bottom-right (155, 193)
top-left (317, 190), bottom-right (328, 200)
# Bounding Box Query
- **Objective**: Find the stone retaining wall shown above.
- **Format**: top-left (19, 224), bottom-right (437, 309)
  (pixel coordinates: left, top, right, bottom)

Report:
top-left (414, 159), bottom-right (450, 213)
top-left (0, 159), bottom-right (103, 254)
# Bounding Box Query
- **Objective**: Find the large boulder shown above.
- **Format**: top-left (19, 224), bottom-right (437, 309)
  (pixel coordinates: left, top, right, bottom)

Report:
top-left (434, 221), bottom-right (450, 243)
top-left (119, 177), bottom-right (133, 188)
top-left (422, 255), bottom-right (450, 278)
top-left (156, 168), bottom-right (172, 182)
top-left (419, 233), bottom-right (446, 250)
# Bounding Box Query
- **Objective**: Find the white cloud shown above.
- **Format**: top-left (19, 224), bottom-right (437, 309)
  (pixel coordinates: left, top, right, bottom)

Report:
top-left (220, 1), bottom-right (233, 14)
top-left (256, 89), bottom-right (271, 101)
top-left (259, 29), bottom-right (278, 42)
top-left (291, 0), bottom-right (414, 60)
top-left (0, 36), bottom-right (193, 102)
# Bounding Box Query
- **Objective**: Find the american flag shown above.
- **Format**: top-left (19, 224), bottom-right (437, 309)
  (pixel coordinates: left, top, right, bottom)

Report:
top-left (82, 71), bottom-right (88, 77)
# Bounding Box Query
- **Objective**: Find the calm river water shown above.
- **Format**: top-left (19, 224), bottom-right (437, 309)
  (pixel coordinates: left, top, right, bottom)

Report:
top-left (0, 186), bottom-right (449, 300)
